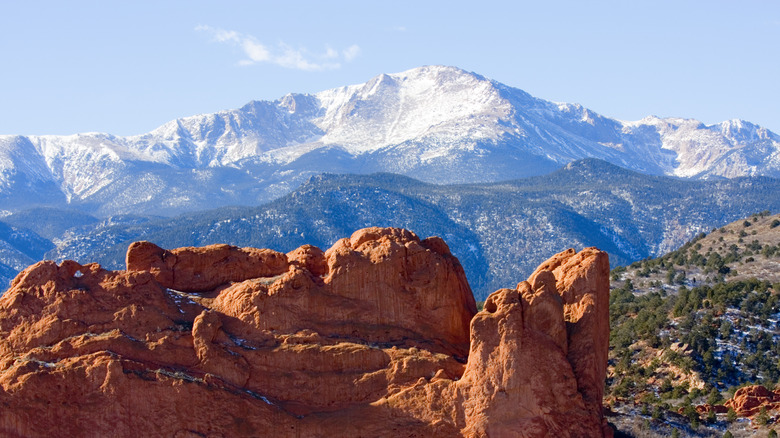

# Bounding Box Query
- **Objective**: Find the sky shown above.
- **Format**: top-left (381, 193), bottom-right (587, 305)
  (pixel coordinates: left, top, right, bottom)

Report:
top-left (1, 0), bottom-right (779, 136)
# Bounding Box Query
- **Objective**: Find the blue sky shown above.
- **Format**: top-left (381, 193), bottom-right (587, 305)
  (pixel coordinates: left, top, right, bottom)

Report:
top-left (1, 0), bottom-right (778, 136)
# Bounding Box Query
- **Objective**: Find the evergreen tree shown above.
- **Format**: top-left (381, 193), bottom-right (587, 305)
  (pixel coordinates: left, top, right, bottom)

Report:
top-left (756, 406), bottom-right (770, 426)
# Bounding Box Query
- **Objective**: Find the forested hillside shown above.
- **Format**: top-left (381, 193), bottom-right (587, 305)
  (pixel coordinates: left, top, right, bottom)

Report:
top-left (38, 159), bottom-right (780, 299)
top-left (608, 212), bottom-right (780, 437)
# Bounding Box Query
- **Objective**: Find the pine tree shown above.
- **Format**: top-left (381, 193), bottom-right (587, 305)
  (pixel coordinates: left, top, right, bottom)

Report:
top-left (727, 407), bottom-right (737, 422)
top-left (757, 406), bottom-right (770, 426)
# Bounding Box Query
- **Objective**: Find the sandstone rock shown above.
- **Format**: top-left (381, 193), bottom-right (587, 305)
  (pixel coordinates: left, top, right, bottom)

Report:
top-left (286, 244), bottom-right (327, 277)
top-left (126, 241), bottom-right (289, 292)
top-left (0, 229), bottom-right (610, 437)
top-left (695, 404), bottom-right (728, 415)
top-left (722, 385), bottom-right (780, 417)
top-left (529, 247), bottom-right (611, 422)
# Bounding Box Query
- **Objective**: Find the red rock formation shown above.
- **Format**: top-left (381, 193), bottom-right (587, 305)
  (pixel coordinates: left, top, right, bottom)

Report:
top-left (125, 241), bottom-right (289, 292)
top-left (0, 227), bottom-right (611, 437)
top-left (719, 385), bottom-right (780, 417)
top-left (695, 404), bottom-right (728, 415)
top-left (529, 248), bottom-right (611, 424)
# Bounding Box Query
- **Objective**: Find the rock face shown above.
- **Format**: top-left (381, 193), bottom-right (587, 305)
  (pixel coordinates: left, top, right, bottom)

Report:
top-left (0, 227), bottom-right (611, 437)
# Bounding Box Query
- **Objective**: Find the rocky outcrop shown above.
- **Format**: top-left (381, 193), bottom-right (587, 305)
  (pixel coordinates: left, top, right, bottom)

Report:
top-left (125, 241), bottom-right (289, 292)
top-left (0, 227), bottom-right (611, 437)
top-left (707, 385), bottom-right (780, 418)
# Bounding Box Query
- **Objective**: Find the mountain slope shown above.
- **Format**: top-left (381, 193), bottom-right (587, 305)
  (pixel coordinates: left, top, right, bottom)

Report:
top-left (1, 66), bottom-right (778, 216)
top-left (0, 220), bottom-right (55, 284)
top-left (43, 160), bottom-right (780, 299)
top-left (1, 207), bottom-right (100, 240)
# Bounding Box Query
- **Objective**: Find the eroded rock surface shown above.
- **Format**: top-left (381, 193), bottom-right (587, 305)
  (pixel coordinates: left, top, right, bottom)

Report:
top-left (0, 227), bottom-right (610, 437)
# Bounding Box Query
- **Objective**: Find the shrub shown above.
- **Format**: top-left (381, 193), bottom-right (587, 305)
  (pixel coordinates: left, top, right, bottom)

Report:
top-left (756, 406), bottom-right (769, 426)
top-left (707, 387), bottom-right (723, 405)
top-left (652, 404), bottom-right (664, 420)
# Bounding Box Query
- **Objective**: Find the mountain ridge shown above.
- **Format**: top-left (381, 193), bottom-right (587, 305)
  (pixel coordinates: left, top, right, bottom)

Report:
top-left (34, 159), bottom-right (780, 300)
top-left (1, 65), bottom-right (778, 217)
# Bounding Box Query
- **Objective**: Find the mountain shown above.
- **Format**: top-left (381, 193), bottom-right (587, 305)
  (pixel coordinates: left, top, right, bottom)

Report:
top-left (1, 66), bottom-right (778, 217)
top-left (41, 159), bottom-right (780, 300)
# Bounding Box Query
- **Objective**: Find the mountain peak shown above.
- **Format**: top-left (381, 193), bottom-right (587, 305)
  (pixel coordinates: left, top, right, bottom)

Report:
top-left (312, 65), bottom-right (510, 153)
top-left (717, 118), bottom-right (774, 142)
top-left (388, 64), bottom-right (478, 79)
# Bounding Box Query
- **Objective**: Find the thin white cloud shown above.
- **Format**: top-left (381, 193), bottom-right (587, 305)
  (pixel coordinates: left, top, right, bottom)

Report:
top-left (343, 45), bottom-right (361, 62)
top-left (242, 38), bottom-right (270, 63)
top-left (196, 25), bottom-right (360, 71)
top-left (323, 46), bottom-right (339, 60)
top-left (276, 43), bottom-right (340, 71)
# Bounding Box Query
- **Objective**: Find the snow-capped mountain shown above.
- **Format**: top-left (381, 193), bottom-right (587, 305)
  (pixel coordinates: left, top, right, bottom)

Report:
top-left (1, 65), bottom-right (778, 216)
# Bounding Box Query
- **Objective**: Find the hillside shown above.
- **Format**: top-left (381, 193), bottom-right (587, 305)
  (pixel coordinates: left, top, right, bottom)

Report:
top-left (607, 212), bottom-right (780, 437)
top-left (612, 212), bottom-right (780, 295)
top-left (0, 66), bottom-right (778, 217)
top-left (33, 160), bottom-right (780, 300)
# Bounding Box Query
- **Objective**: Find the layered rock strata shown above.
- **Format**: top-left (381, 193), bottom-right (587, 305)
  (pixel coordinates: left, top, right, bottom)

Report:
top-left (0, 227), bottom-right (610, 437)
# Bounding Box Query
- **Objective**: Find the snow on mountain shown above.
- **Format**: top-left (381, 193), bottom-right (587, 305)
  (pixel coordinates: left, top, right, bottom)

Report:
top-left (1, 65), bottom-right (778, 216)
top-left (314, 67), bottom-right (512, 152)
top-left (624, 116), bottom-right (780, 178)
